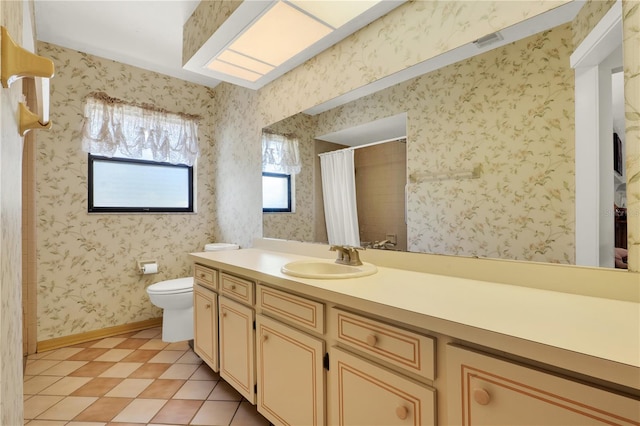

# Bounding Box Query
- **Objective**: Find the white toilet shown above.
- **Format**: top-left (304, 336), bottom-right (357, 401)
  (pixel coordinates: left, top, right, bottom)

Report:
top-left (146, 243), bottom-right (239, 342)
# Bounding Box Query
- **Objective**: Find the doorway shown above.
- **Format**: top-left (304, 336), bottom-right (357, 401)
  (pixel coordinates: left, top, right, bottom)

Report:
top-left (572, 1), bottom-right (625, 268)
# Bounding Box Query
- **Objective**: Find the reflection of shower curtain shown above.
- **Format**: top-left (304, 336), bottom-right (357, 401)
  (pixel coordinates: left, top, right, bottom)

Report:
top-left (319, 149), bottom-right (360, 246)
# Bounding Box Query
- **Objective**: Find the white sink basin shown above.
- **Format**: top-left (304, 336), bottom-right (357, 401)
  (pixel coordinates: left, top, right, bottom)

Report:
top-left (281, 260), bottom-right (377, 279)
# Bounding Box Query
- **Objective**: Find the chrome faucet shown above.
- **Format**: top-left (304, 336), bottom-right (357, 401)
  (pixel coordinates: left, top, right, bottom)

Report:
top-left (329, 245), bottom-right (364, 266)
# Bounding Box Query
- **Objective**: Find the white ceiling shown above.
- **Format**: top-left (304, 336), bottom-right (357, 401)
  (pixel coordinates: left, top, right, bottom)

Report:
top-left (34, 0), bottom-right (220, 87)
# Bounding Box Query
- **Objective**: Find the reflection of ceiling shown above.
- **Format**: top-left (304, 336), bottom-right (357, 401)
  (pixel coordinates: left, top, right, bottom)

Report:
top-left (304, 1), bottom-right (583, 115)
top-left (316, 113), bottom-right (406, 147)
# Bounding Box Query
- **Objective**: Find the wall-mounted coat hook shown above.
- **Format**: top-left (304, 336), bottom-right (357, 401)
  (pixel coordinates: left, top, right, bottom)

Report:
top-left (1, 26), bottom-right (55, 88)
top-left (19, 102), bottom-right (51, 136)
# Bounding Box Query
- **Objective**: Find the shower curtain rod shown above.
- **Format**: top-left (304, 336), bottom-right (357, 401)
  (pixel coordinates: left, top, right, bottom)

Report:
top-left (317, 136), bottom-right (406, 157)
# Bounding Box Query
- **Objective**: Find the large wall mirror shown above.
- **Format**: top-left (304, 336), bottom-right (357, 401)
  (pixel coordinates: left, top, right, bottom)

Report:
top-left (263, 2), bottom-right (629, 270)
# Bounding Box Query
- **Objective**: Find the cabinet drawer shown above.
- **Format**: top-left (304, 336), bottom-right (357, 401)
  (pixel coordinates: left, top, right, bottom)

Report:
top-left (220, 272), bottom-right (254, 305)
top-left (333, 309), bottom-right (435, 380)
top-left (257, 285), bottom-right (324, 334)
top-left (446, 345), bottom-right (640, 425)
top-left (330, 346), bottom-right (436, 426)
top-left (194, 264), bottom-right (217, 290)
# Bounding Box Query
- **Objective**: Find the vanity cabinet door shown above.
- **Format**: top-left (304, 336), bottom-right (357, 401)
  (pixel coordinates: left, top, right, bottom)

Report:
top-left (330, 347), bottom-right (436, 426)
top-left (219, 296), bottom-right (255, 403)
top-left (256, 314), bottom-right (325, 426)
top-left (446, 345), bottom-right (640, 425)
top-left (193, 284), bottom-right (218, 371)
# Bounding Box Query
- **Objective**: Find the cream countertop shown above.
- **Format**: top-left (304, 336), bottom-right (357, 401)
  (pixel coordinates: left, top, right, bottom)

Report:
top-left (189, 248), bottom-right (640, 374)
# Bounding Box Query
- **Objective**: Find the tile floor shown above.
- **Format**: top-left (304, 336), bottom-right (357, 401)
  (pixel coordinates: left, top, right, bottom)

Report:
top-left (23, 327), bottom-right (271, 426)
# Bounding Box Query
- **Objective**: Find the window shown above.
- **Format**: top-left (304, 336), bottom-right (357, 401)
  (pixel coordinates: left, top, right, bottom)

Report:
top-left (88, 154), bottom-right (193, 213)
top-left (262, 172), bottom-right (292, 212)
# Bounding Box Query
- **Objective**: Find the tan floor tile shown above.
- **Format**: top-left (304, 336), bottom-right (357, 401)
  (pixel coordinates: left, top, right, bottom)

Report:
top-left (66, 422), bottom-right (107, 426)
top-left (67, 348), bottom-right (110, 361)
top-left (147, 350), bottom-right (185, 364)
top-left (104, 378), bottom-right (154, 398)
top-left (70, 378), bottom-right (123, 397)
top-left (120, 349), bottom-right (160, 363)
top-left (40, 347), bottom-right (85, 361)
top-left (159, 363), bottom-right (199, 380)
top-left (41, 361), bottom-right (88, 376)
top-left (138, 339), bottom-right (168, 350)
top-left (94, 349), bottom-right (134, 362)
top-left (23, 376), bottom-right (62, 395)
top-left (68, 362), bottom-right (116, 377)
top-left (128, 362), bottom-right (171, 379)
top-left (114, 338), bottom-right (147, 350)
top-left (191, 400), bottom-right (239, 426)
top-left (190, 364), bottom-right (220, 381)
top-left (176, 350), bottom-right (202, 364)
top-left (40, 377), bottom-right (92, 396)
top-left (37, 396), bottom-right (97, 421)
top-left (130, 328), bottom-right (161, 339)
top-left (27, 352), bottom-right (51, 360)
top-left (173, 380), bottom-right (216, 400)
top-left (208, 380), bottom-right (243, 401)
top-left (138, 379), bottom-right (185, 399)
top-left (24, 420), bottom-right (68, 426)
top-left (72, 397), bottom-right (133, 422)
top-left (230, 401), bottom-right (270, 426)
top-left (25, 360), bottom-right (61, 376)
top-left (98, 362), bottom-right (143, 378)
top-left (90, 338), bottom-right (127, 349)
top-left (24, 396), bottom-right (64, 419)
top-left (164, 341), bottom-right (190, 351)
top-left (150, 399), bottom-right (203, 425)
top-left (110, 398), bottom-right (167, 423)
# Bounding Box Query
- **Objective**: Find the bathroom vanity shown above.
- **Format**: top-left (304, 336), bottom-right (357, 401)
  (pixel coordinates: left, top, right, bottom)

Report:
top-left (189, 242), bottom-right (640, 426)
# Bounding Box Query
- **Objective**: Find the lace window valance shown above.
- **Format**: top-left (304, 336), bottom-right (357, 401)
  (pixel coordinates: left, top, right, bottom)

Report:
top-left (262, 131), bottom-right (301, 175)
top-left (81, 92), bottom-right (200, 166)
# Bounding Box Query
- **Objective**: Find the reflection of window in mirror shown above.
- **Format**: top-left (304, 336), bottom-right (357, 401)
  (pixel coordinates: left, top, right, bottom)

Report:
top-left (262, 172), bottom-right (293, 213)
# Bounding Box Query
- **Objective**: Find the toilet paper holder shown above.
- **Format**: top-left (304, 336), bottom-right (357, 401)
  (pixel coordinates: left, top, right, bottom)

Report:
top-left (138, 259), bottom-right (158, 274)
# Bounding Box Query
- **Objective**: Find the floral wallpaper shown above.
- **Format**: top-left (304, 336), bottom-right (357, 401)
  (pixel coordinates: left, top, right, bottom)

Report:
top-left (572, 0), bottom-right (616, 49)
top-left (35, 42), bottom-right (219, 340)
top-left (272, 25), bottom-right (575, 264)
top-left (262, 113), bottom-right (318, 242)
top-left (1, 1), bottom-right (28, 423)
top-left (182, 0), bottom-right (241, 66)
top-left (623, 0), bottom-right (640, 271)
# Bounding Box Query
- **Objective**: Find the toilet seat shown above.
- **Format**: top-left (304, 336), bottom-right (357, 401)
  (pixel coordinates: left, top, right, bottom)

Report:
top-left (147, 277), bottom-right (194, 295)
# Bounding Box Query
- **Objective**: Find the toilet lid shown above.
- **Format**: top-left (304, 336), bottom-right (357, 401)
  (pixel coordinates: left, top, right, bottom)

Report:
top-left (147, 277), bottom-right (194, 294)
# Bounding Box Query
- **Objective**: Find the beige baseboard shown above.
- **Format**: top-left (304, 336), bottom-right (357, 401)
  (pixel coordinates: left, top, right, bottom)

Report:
top-left (37, 317), bottom-right (163, 353)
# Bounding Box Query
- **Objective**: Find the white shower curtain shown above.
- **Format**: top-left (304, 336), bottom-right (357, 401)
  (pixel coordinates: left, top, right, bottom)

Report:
top-left (319, 149), bottom-right (360, 247)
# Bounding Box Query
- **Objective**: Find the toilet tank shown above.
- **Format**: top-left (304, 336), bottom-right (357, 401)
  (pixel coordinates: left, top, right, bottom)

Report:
top-left (204, 243), bottom-right (239, 251)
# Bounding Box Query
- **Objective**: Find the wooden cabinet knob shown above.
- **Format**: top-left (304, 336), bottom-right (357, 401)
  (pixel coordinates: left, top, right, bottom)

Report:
top-left (473, 388), bottom-right (491, 405)
top-left (366, 334), bottom-right (378, 347)
top-left (231, 284), bottom-right (237, 291)
top-left (396, 405), bottom-right (409, 420)
top-left (199, 273), bottom-right (206, 278)
top-left (222, 312), bottom-right (227, 318)
top-left (262, 334), bottom-right (268, 342)
top-left (205, 303), bottom-right (211, 309)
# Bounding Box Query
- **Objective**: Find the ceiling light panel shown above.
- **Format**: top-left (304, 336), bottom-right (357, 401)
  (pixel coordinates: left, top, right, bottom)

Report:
top-left (218, 50), bottom-right (274, 75)
top-left (228, 1), bottom-right (333, 67)
top-left (290, 0), bottom-right (383, 28)
top-left (206, 59), bottom-right (263, 82)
